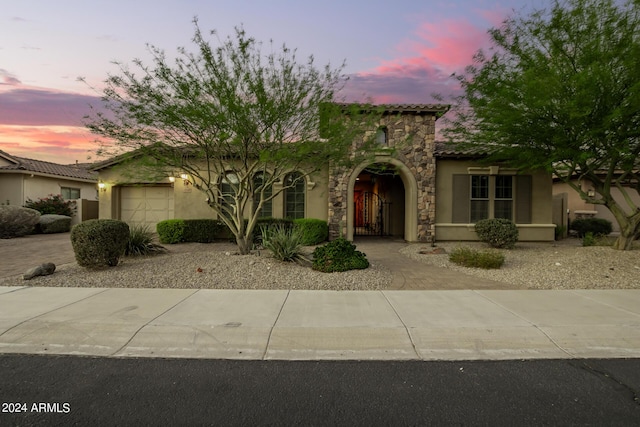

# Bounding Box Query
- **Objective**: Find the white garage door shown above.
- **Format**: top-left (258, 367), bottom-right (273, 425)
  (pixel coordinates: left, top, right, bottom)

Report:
top-left (120, 186), bottom-right (174, 231)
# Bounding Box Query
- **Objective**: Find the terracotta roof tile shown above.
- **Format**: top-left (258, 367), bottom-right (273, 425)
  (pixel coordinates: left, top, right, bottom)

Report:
top-left (0, 152), bottom-right (97, 181)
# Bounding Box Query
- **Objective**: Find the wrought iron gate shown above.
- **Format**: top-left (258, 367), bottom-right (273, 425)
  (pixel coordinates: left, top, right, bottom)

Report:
top-left (354, 192), bottom-right (390, 236)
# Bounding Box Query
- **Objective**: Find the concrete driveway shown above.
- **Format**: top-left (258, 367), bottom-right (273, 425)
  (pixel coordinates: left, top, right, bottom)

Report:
top-left (0, 232), bottom-right (75, 278)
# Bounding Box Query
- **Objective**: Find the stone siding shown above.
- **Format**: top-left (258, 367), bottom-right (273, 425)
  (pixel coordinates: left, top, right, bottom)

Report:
top-left (328, 111), bottom-right (438, 242)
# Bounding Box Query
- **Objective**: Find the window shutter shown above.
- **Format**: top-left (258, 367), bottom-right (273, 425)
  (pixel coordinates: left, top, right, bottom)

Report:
top-left (452, 174), bottom-right (470, 223)
top-left (516, 175), bottom-right (532, 224)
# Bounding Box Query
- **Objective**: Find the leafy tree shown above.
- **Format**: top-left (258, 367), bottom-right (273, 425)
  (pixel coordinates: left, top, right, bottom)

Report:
top-left (442, 0), bottom-right (640, 250)
top-left (83, 20), bottom-right (380, 254)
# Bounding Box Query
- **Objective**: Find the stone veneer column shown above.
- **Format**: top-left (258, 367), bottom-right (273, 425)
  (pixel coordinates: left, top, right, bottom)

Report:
top-left (328, 111), bottom-right (438, 242)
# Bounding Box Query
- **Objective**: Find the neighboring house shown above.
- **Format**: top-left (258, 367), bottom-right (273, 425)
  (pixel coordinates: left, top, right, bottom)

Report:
top-left (553, 176), bottom-right (640, 233)
top-left (92, 104), bottom-right (556, 242)
top-left (0, 150), bottom-right (99, 225)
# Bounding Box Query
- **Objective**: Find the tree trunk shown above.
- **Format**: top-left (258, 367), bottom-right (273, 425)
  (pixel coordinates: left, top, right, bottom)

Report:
top-left (612, 224), bottom-right (638, 251)
top-left (235, 235), bottom-right (252, 255)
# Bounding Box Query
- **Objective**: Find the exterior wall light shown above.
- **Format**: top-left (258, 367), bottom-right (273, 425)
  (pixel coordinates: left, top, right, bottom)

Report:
top-left (98, 182), bottom-right (107, 192)
top-left (180, 173), bottom-right (191, 186)
top-left (168, 176), bottom-right (176, 183)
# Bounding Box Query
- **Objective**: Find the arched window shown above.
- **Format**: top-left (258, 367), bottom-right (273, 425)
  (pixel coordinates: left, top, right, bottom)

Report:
top-left (220, 172), bottom-right (239, 219)
top-left (284, 172), bottom-right (305, 219)
top-left (375, 127), bottom-right (388, 146)
top-left (253, 172), bottom-right (273, 218)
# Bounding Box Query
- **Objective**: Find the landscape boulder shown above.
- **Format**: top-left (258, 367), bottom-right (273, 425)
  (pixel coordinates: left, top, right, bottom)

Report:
top-left (23, 262), bottom-right (56, 280)
top-left (37, 214), bottom-right (72, 234)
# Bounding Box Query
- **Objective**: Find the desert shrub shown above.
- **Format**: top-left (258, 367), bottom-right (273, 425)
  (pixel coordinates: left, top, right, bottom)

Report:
top-left (581, 231), bottom-right (596, 247)
top-left (449, 246), bottom-right (505, 269)
top-left (294, 218), bottom-right (328, 245)
top-left (157, 219), bottom-right (186, 244)
top-left (570, 218), bottom-right (613, 237)
top-left (126, 224), bottom-right (167, 256)
top-left (312, 238), bottom-right (369, 273)
top-left (0, 206), bottom-right (41, 238)
top-left (261, 224), bottom-right (306, 263)
top-left (71, 219), bottom-right (129, 268)
top-left (37, 214), bottom-right (72, 234)
top-left (475, 218), bottom-right (519, 249)
top-left (253, 218), bottom-right (294, 243)
top-left (183, 219), bottom-right (221, 243)
top-left (24, 194), bottom-right (75, 217)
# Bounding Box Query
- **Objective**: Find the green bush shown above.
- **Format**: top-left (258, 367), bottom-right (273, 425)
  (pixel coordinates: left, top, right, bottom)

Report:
top-left (261, 224), bottom-right (306, 263)
top-left (24, 194), bottom-right (76, 217)
top-left (449, 246), bottom-right (505, 269)
top-left (294, 218), bottom-right (328, 245)
top-left (71, 219), bottom-right (129, 268)
top-left (581, 231), bottom-right (597, 247)
top-left (126, 224), bottom-right (167, 256)
top-left (37, 214), bottom-right (72, 234)
top-left (157, 219), bottom-right (186, 244)
top-left (183, 219), bottom-right (221, 243)
top-left (312, 238), bottom-right (369, 273)
top-left (475, 218), bottom-right (519, 249)
top-left (0, 206), bottom-right (40, 238)
top-left (570, 218), bottom-right (613, 237)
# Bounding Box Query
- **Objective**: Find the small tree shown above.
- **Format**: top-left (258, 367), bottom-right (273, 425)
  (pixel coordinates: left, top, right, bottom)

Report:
top-left (442, 0), bottom-right (640, 250)
top-left (84, 20), bottom-right (380, 254)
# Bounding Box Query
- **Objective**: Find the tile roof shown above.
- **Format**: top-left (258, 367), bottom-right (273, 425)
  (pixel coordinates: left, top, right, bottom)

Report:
top-left (434, 142), bottom-right (490, 158)
top-left (0, 150), bottom-right (97, 181)
top-left (334, 103), bottom-right (450, 116)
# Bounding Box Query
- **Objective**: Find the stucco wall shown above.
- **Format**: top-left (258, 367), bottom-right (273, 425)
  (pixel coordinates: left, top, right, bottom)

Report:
top-left (553, 180), bottom-right (639, 233)
top-left (97, 161), bottom-right (329, 224)
top-left (435, 159), bottom-right (555, 242)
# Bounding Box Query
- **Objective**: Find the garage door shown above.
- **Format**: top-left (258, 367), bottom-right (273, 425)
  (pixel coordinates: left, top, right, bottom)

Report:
top-left (120, 186), bottom-right (174, 231)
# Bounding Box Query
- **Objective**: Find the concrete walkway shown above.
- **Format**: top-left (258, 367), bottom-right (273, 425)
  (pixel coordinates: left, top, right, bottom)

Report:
top-left (1, 234), bottom-right (639, 361)
top-left (0, 286), bottom-right (639, 360)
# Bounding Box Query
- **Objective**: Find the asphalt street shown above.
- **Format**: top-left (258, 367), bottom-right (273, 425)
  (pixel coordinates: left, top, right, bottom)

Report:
top-left (1, 355), bottom-right (639, 426)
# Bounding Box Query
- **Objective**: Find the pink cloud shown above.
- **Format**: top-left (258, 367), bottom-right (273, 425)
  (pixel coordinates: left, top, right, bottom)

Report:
top-left (343, 14), bottom-right (500, 105)
top-left (0, 125), bottom-right (103, 164)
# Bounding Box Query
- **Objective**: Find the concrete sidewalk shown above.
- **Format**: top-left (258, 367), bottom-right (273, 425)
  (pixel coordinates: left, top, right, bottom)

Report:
top-left (1, 286), bottom-right (639, 361)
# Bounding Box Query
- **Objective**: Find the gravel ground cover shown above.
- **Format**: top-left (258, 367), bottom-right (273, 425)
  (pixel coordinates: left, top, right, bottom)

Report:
top-left (0, 242), bottom-right (392, 290)
top-left (2, 238), bottom-right (638, 290)
top-left (400, 239), bottom-right (640, 289)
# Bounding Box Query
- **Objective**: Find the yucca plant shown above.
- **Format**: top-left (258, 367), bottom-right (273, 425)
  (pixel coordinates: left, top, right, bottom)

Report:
top-left (126, 224), bottom-right (167, 256)
top-left (261, 224), bottom-right (308, 263)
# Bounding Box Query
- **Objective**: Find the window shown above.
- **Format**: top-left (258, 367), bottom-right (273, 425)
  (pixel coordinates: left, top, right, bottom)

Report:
top-left (61, 187), bottom-right (80, 199)
top-left (470, 175), bottom-right (489, 222)
top-left (220, 172), bottom-right (239, 219)
top-left (494, 175), bottom-right (513, 219)
top-left (375, 127), bottom-right (388, 146)
top-left (253, 172), bottom-right (273, 218)
top-left (452, 174), bottom-right (531, 224)
top-left (284, 172), bottom-right (305, 219)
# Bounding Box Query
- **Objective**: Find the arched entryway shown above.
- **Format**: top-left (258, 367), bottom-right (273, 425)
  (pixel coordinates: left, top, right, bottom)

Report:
top-left (346, 158), bottom-right (418, 242)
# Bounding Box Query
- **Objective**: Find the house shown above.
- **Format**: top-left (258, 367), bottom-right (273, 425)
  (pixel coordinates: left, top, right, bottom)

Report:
top-left (92, 104), bottom-right (556, 242)
top-left (553, 176), bottom-right (640, 233)
top-left (0, 150), bottom-right (99, 225)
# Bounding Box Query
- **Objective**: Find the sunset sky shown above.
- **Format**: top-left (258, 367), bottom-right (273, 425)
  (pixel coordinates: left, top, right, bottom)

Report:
top-left (1, 0), bottom-right (541, 164)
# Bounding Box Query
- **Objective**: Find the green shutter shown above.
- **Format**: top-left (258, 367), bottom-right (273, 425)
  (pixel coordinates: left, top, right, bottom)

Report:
top-left (516, 175), bottom-right (532, 224)
top-left (452, 175), bottom-right (470, 223)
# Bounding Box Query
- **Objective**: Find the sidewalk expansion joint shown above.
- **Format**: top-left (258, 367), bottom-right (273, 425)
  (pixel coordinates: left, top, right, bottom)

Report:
top-left (0, 288), bottom-right (111, 338)
top-left (569, 289), bottom-right (640, 319)
top-left (472, 290), bottom-right (577, 359)
top-left (381, 291), bottom-right (421, 360)
top-left (263, 290), bottom-right (290, 360)
top-left (110, 289), bottom-right (200, 357)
